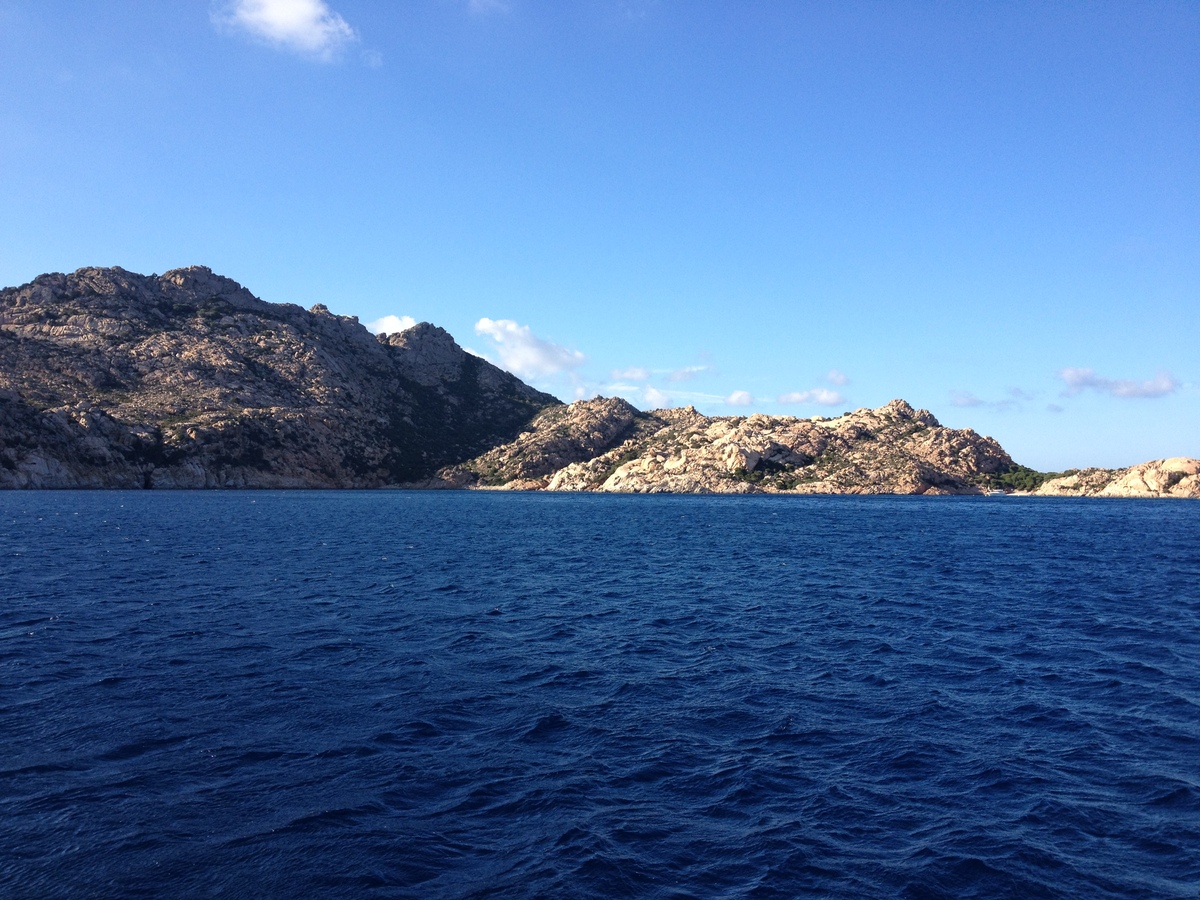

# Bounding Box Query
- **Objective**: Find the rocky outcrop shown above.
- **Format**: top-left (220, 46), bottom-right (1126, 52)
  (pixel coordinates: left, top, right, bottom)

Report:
top-left (0, 266), bottom-right (558, 488)
top-left (5, 266), bottom-right (1192, 496)
top-left (451, 396), bottom-right (658, 487)
top-left (1032, 458), bottom-right (1200, 499)
top-left (438, 397), bottom-right (1016, 494)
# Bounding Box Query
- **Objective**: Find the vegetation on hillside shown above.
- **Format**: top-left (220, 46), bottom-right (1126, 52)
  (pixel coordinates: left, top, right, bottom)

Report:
top-left (977, 463), bottom-right (1076, 492)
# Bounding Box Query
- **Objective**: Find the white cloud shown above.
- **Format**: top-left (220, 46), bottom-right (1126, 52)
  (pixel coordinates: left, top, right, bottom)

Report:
top-left (1059, 368), bottom-right (1179, 399)
top-left (667, 365), bottom-right (710, 383)
top-left (826, 369), bottom-right (849, 386)
top-left (367, 314), bottom-right (416, 335)
top-left (950, 390), bottom-right (1016, 412)
top-left (612, 364), bottom-right (710, 384)
top-left (474, 318), bottom-right (585, 380)
top-left (643, 386), bottom-right (672, 408)
top-left (950, 391), bottom-right (984, 408)
top-left (611, 366), bottom-right (650, 381)
top-left (725, 390), bottom-right (754, 406)
top-left (778, 388), bottom-right (844, 406)
top-left (214, 0), bottom-right (357, 60)
top-left (660, 389), bottom-right (728, 404)
top-left (951, 387), bottom-right (1035, 411)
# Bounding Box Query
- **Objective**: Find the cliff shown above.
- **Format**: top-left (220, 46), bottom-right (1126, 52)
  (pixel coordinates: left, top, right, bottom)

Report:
top-left (0, 266), bottom-right (557, 487)
top-left (437, 397), bottom-right (1017, 494)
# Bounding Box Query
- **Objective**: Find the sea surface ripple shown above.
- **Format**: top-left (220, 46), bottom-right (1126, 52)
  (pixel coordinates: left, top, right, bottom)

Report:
top-left (2, 492), bottom-right (1198, 898)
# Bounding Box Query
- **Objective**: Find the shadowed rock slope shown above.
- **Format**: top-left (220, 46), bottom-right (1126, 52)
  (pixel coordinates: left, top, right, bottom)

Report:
top-left (0, 266), bottom-right (557, 487)
top-left (438, 397), bottom-right (1018, 494)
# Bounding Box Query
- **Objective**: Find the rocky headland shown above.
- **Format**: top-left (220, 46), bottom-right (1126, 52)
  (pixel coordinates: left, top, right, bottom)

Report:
top-left (436, 396), bottom-right (1017, 494)
top-left (2, 266), bottom-right (1194, 496)
top-left (1031, 458), bottom-right (1200, 499)
top-left (0, 266), bottom-right (555, 488)
top-left (436, 397), bottom-right (1199, 497)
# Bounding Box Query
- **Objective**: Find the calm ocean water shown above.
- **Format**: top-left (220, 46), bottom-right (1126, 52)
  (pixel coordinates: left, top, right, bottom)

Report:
top-left (2, 491), bottom-right (1198, 898)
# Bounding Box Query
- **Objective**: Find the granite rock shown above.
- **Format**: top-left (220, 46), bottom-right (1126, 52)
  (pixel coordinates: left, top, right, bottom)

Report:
top-left (0, 266), bottom-right (557, 488)
top-left (1033, 457), bottom-right (1200, 498)
top-left (438, 396), bottom-right (1016, 494)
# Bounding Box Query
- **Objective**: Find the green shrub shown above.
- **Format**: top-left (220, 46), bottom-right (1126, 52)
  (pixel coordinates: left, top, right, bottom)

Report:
top-left (978, 464), bottom-right (1067, 492)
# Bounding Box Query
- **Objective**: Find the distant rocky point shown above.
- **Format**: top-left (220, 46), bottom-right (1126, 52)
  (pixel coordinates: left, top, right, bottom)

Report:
top-left (436, 398), bottom-right (1199, 498)
top-left (434, 396), bottom-right (1017, 495)
top-left (1030, 458), bottom-right (1199, 499)
top-left (1, 266), bottom-right (1195, 497)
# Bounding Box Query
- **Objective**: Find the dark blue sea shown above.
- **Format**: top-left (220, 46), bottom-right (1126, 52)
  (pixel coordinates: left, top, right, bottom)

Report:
top-left (2, 492), bottom-right (1199, 898)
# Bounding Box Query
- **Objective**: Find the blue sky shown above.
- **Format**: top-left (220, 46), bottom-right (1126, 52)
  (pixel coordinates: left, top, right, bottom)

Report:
top-left (1, 1), bottom-right (1196, 470)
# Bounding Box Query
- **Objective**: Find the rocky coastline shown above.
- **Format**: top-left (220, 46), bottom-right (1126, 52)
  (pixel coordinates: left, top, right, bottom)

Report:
top-left (436, 397), bottom-right (1016, 495)
top-left (1029, 458), bottom-right (1199, 499)
top-left (435, 397), bottom-right (1198, 498)
top-left (2, 266), bottom-right (1195, 497)
top-left (0, 266), bottom-right (555, 488)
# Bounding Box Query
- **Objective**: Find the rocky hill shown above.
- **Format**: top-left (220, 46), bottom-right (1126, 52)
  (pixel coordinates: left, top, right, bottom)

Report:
top-left (435, 397), bottom-right (1017, 494)
top-left (4, 266), bottom-right (1194, 496)
top-left (0, 266), bottom-right (557, 488)
top-left (1032, 458), bottom-right (1200, 499)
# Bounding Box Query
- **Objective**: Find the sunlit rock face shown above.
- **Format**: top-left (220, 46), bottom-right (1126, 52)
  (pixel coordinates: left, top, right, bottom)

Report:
top-left (5, 266), bottom-right (1190, 497)
top-left (438, 396), bottom-right (1019, 495)
top-left (1034, 458), bottom-right (1200, 498)
top-left (0, 266), bottom-right (557, 488)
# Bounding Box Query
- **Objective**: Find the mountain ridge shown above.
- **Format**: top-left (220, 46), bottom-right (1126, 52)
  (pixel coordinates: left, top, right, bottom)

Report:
top-left (434, 396), bottom-right (1016, 495)
top-left (0, 266), bottom-right (557, 487)
top-left (434, 397), bottom-right (1199, 498)
top-left (2, 266), bottom-right (1195, 497)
